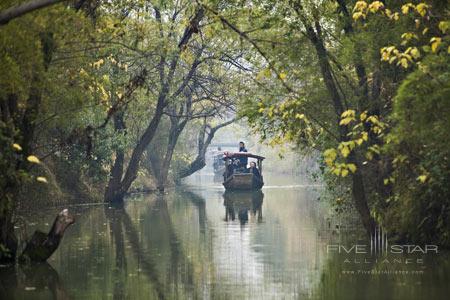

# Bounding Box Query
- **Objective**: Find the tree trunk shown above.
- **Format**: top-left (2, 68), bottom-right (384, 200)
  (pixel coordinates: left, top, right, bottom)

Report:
top-left (105, 98), bottom-right (166, 203)
top-left (104, 8), bottom-right (204, 203)
top-left (19, 209), bottom-right (75, 263)
top-left (0, 211), bottom-right (18, 264)
top-left (155, 118), bottom-right (187, 191)
top-left (105, 113), bottom-right (126, 202)
top-left (0, 0), bottom-right (64, 25)
top-left (298, 9), bottom-right (377, 236)
top-left (176, 118), bottom-right (236, 180)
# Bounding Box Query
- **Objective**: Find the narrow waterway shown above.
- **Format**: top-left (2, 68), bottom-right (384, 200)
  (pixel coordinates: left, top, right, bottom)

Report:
top-left (1, 173), bottom-right (449, 299)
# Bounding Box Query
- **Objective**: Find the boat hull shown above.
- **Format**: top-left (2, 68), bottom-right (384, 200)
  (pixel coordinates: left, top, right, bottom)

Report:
top-left (223, 173), bottom-right (264, 190)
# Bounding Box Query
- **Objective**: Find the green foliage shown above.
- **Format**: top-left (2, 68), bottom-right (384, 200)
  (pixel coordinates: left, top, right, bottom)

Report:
top-left (380, 54), bottom-right (450, 246)
top-left (236, 0), bottom-right (450, 244)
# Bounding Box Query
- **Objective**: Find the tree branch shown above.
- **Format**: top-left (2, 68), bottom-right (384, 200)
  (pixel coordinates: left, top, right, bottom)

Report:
top-left (0, 0), bottom-right (64, 25)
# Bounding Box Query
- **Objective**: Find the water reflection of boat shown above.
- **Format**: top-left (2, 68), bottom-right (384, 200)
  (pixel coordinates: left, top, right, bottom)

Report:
top-left (223, 190), bottom-right (264, 224)
top-left (222, 153), bottom-right (265, 190)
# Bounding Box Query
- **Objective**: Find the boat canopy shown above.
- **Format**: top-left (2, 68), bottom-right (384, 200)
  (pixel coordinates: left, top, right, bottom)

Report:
top-left (222, 152), bottom-right (265, 161)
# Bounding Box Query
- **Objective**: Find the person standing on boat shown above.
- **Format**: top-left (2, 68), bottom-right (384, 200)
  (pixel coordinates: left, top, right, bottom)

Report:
top-left (238, 141), bottom-right (248, 167)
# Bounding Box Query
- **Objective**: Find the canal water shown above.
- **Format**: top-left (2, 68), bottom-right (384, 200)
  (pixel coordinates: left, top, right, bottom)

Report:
top-left (1, 173), bottom-right (449, 299)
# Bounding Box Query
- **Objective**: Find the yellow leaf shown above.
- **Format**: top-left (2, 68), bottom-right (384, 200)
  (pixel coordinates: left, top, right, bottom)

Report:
top-left (339, 117), bottom-right (354, 125)
top-left (332, 168), bottom-right (341, 176)
top-left (340, 146), bottom-right (350, 158)
top-left (368, 1), bottom-right (384, 13)
top-left (401, 4), bottom-right (415, 15)
top-left (36, 176), bottom-right (48, 183)
top-left (79, 68), bottom-right (87, 76)
top-left (353, 1), bottom-right (368, 12)
top-left (417, 175), bottom-right (427, 183)
top-left (295, 113), bottom-right (305, 120)
top-left (360, 111), bottom-right (367, 121)
top-left (362, 132), bottom-right (368, 141)
top-left (27, 155), bottom-right (40, 164)
top-left (384, 9), bottom-right (392, 18)
top-left (410, 47), bottom-right (421, 59)
top-left (324, 148), bottom-right (337, 165)
top-left (430, 37), bottom-right (442, 53)
top-left (415, 3), bottom-right (428, 17)
top-left (439, 21), bottom-right (450, 34)
top-left (347, 164), bottom-right (357, 173)
top-left (352, 12), bottom-right (365, 21)
top-left (341, 109), bottom-right (356, 118)
top-left (383, 178), bottom-right (389, 185)
top-left (279, 72), bottom-right (287, 80)
top-left (401, 32), bottom-right (418, 41)
top-left (92, 58), bottom-right (104, 69)
top-left (341, 169), bottom-right (349, 177)
top-left (398, 57), bottom-right (409, 68)
top-left (12, 143), bottom-right (22, 151)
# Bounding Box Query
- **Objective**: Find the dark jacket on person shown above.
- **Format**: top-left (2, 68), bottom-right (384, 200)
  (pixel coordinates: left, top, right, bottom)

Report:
top-left (249, 166), bottom-right (261, 178)
top-left (239, 147), bottom-right (248, 166)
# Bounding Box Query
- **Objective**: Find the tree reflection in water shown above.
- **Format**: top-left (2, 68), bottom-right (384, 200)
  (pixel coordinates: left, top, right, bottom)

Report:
top-left (0, 262), bottom-right (70, 300)
top-left (103, 195), bottom-right (199, 300)
top-left (3, 186), bottom-right (449, 299)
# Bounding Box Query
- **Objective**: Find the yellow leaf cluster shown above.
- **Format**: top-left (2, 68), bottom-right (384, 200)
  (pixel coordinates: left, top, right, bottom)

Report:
top-left (380, 46), bottom-right (420, 69)
top-left (27, 155), bottom-right (40, 164)
top-left (401, 3), bottom-right (415, 15)
top-left (430, 37), bottom-right (442, 53)
top-left (368, 1), bottom-right (384, 13)
top-left (439, 21), bottom-right (450, 34)
top-left (415, 3), bottom-right (428, 17)
top-left (36, 176), bottom-right (48, 183)
top-left (324, 148), bottom-right (337, 166)
top-left (417, 175), bottom-right (427, 183)
top-left (384, 9), bottom-right (400, 21)
top-left (340, 110), bottom-right (356, 126)
top-left (92, 58), bottom-right (104, 69)
top-left (12, 143), bottom-right (22, 151)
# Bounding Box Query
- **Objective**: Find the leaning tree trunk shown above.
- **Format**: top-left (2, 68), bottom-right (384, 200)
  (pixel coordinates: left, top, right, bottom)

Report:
top-left (155, 117), bottom-right (188, 192)
top-left (19, 209), bottom-right (75, 263)
top-left (104, 8), bottom-right (205, 203)
top-left (105, 113), bottom-right (126, 203)
top-left (296, 6), bottom-right (377, 236)
top-left (176, 118), bottom-right (236, 180)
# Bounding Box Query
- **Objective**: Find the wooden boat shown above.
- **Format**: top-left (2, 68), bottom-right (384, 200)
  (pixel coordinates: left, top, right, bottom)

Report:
top-left (222, 152), bottom-right (265, 190)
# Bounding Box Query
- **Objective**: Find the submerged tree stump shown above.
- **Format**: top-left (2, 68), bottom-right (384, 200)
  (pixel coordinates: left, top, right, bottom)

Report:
top-left (19, 209), bottom-right (75, 263)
